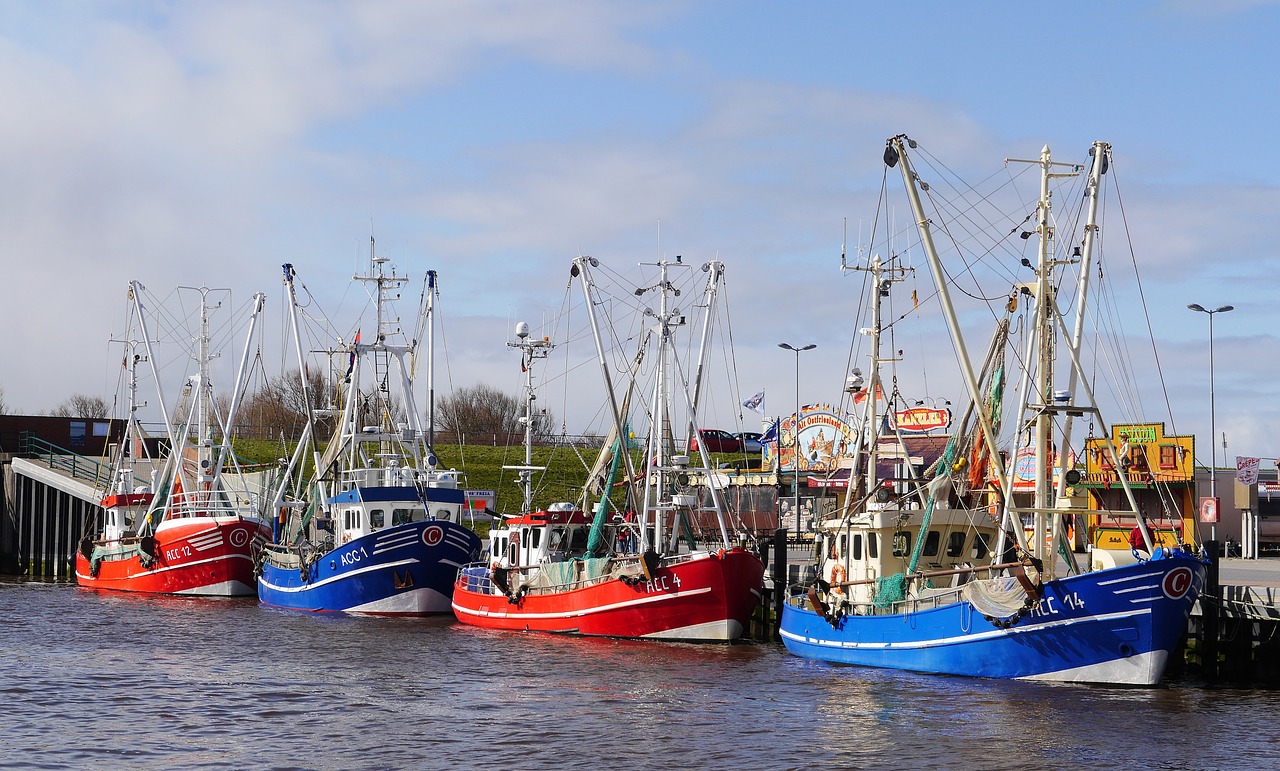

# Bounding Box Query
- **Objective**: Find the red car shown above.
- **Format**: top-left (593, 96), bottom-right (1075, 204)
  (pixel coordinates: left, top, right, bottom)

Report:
top-left (687, 429), bottom-right (742, 454)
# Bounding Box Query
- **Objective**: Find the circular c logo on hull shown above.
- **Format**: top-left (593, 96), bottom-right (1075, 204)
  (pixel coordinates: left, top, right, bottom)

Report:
top-left (229, 528), bottom-right (249, 548)
top-left (423, 526), bottom-right (444, 547)
top-left (1162, 566), bottom-right (1193, 600)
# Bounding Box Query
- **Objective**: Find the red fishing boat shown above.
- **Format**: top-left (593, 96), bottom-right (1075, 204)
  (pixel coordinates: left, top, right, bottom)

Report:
top-left (452, 257), bottom-right (765, 640)
top-left (76, 284), bottom-right (271, 596)
top-left (454, 506), bottom-right (763, 639)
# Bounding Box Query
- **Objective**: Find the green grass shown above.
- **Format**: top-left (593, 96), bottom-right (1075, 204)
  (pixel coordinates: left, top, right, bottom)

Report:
top-left (232, 437), bottom-right (757, 517)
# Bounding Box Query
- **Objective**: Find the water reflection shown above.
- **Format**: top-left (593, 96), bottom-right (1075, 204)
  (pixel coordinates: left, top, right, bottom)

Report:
top-left (3, 579), bottom-right (1279, 769)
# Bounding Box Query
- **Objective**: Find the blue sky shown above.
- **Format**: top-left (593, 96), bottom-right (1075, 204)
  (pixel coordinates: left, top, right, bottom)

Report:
top-left (1, 1), bottom-right (1277, 468)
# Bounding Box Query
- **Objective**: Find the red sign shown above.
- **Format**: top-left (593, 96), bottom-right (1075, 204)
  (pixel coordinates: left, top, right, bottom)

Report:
top-left (1199, 496), bottom-right (1220, 524)
top-left (893, 407), bottom-right (951, 433)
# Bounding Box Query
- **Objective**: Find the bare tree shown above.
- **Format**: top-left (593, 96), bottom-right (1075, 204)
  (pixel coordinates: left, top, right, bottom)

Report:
top-left (0, 386), bottom-right (8, 415)
top-left (437, 383), bottom-right (555, 444)
top-left (51, 394), bottom-right (109, 418)
top-left (237, 368), bottom-right (336, 441)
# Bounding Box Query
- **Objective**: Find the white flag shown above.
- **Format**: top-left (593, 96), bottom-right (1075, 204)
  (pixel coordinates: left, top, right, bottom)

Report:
top-left (1237, 456), bottom-right (1261, 486)
top-left (742, 389), bottom-right (766, 415)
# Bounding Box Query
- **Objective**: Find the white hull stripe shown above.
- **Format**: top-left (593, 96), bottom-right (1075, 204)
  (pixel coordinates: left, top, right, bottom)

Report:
top-left (259, 558), bottom-right (417, 593)
top-left (346, 586), bottom-right (451, 614)
top-left (173, 580), bottom-right (256, 596)
top-left (641, 618), bottom-right (743, 641)
top-left (780, 607), bottom-right (1151, 651)
top-left (1021, 649), bottom-right (1166, 685)
top-left (454, 586), bottom-right (713, 621)
top-left (75, 552), bottom-right (253, 584)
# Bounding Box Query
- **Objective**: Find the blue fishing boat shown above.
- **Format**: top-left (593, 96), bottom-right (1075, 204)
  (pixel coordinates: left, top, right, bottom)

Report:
top-left (257, 254), bottom-right (481, 614)
top-left (779, 137), bottom-right (1207, 685)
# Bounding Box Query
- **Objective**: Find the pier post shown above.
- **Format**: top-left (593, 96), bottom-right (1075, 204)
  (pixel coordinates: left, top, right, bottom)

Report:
top-left (772, 528), bottom-right (788, 641)
top-left (1202, 539), bottom-right (1220, 681)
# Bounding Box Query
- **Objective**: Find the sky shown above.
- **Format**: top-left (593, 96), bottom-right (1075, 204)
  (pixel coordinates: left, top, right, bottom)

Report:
top-left (1, 0), bottom-right (1278, 469)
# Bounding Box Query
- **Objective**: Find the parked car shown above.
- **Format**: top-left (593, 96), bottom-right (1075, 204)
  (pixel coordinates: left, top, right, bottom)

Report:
top-left (735, 432), bottom-right (763, 453)
top-left (687, 428), bottom-right (742, 454)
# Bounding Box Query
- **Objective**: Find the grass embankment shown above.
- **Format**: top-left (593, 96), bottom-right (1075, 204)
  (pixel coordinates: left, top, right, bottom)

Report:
top-left (232, 438), bottom-right (753, 517)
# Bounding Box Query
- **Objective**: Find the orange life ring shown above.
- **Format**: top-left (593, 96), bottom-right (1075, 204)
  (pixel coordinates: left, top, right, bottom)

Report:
top-left (829, 563), bottom-right (846, 595)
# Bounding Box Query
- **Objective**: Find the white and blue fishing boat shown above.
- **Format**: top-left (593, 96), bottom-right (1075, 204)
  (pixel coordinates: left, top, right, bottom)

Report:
top-left (257, 253), bottom-right (481, 614)
top-left (780, 136), bottom-right (1207, 685)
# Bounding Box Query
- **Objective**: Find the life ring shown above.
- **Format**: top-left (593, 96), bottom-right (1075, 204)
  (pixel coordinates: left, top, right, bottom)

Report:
top-left (829, 563), bottom-right (846, 595)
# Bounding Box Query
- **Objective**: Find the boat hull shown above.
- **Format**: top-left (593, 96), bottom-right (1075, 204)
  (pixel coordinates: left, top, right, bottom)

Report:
top-left (75, 517), bottom-right (271, 596)
top-left (451, 548), bottom-right (765, 641)
top-left (257, 521), bottom-right (482, 615)
top-left (779, 550), bottom-right (1205, 685)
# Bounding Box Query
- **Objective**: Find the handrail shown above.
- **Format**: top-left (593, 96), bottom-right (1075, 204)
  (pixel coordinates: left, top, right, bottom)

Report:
top-left (19, 432), bottom-right (116, 488)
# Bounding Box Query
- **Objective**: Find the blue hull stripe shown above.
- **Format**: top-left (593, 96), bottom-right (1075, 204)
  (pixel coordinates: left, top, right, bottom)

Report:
top-left (326, 486), bottom-right (467, 505)
top-left (258, 521), bottom-right (480, 614)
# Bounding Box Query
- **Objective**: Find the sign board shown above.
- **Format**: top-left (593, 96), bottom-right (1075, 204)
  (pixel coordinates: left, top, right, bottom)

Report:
top-left (465, 489), bottom-right (496, 511)
top-left (1198, 496), bottom-right (1220, 524)
top-left (892, 407), bottom-right (951, 433)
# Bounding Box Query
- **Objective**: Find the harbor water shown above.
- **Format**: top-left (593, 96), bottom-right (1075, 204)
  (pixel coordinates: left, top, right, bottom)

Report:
top-left (3, 578), bottom-right (1277, 770)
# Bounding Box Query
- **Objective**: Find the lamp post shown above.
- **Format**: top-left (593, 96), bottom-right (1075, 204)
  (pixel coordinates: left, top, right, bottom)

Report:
top-left (779, 342), bottom-right (816, 538)
top-left (1187, 303), bottom-right (1233, 542)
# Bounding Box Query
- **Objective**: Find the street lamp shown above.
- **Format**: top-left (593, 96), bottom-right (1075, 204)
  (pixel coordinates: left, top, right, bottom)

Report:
top-left (779, 342), bottom-right (816, 538)
top-left (1187, 303), bottom-right (1234, 543)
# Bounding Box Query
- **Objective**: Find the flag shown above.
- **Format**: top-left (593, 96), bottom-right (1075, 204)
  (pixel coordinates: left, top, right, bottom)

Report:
top-left (344, 331), bottom-right (361, 382)
top-left (742, 389), bottom-right (766, 415)
top-left (759, 419), bottom-right (779, 445)
top-left (1239, 453), bottom-right (1259, 484)
top-left (852, 384), bottom-right (884, 405)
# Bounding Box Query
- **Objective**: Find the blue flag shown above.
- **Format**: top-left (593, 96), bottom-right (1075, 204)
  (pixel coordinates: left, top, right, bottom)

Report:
top-left (759, 419), bottom-right (779, 445)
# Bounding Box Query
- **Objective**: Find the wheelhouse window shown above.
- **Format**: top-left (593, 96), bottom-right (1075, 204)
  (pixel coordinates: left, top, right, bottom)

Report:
top-left (971, 532), bottom-right (991, 560)
top-left (369, 509), bottom-right (385, 529)
top-left (392, 508), bottom-right (414, 526)
top-left (891, 531), bottom-right (911, 557)
top-left (946, 531), bottom-right (966, 558)
top-left (851, 534), bottom-right (862, 561)
top-left (922, 530), bottom-right (940, 557)
top-left (867, 533), bottom-right (878, 559)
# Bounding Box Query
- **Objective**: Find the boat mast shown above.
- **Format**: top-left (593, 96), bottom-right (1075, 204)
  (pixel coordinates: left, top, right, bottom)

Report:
top-left (506, 322), bottom-right (553, 514)
top-left (686, 259), bottom-right (725, 439)
top-left (842, 253), bottom-right (907, 507)
top-left (212, 290), bottom-right (266, 493)
top-left (573, 256), bottom-right (643, 528)
top-left (1004, 146), bottom-right (1087, 577)
top-left (426, 270), bottom-right (437, 449)
top-left (637, 257), bottom-right (688, 552)
top-left (886, 135), bottom-right (1027, 554)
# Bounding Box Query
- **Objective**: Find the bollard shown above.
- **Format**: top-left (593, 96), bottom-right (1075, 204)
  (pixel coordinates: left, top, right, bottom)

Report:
top-left (1203, 539), bottom-right (1220, 681)
top-left (772, 528), bottom-right (788, 641)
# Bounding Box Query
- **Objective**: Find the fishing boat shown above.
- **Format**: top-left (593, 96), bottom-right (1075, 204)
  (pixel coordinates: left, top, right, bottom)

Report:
top-left (256, 255), bottom-right (481, 614)
top-left (76, 285), bottom-right (272, 596)
top-left (779, 137), bottom-right (1207, 685)
top-left (452, 256), bottom-right (765, 640)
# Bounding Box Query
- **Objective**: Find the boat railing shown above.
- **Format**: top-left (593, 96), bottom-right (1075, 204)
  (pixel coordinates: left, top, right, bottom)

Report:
top-left (797, 560), bottom-right (1029, 617)
top-left (456, 555), bottom-right (638, 596)
top-left (166, 489), bottom-right (258, 519)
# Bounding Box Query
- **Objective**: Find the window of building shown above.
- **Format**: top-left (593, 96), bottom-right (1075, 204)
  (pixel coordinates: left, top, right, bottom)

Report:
top-left (70, 421), bottom-right (86, 448)
top-left (1159, 445), bottom-right (1178, 469)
